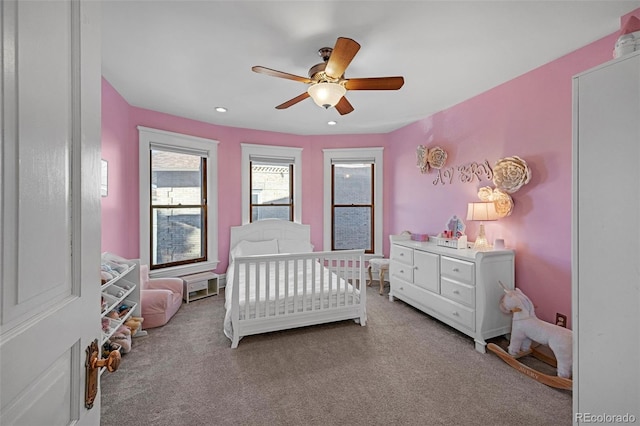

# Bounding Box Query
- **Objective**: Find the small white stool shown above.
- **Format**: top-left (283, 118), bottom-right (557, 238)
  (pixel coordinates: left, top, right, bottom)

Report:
top-left (368, 258), bottom-right (390, 295)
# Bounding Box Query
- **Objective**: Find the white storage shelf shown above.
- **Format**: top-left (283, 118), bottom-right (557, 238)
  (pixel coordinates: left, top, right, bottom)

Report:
top-left (182, 272), bottom-right (218, 303)
top-left (100, 254), bottom-right (142, 346)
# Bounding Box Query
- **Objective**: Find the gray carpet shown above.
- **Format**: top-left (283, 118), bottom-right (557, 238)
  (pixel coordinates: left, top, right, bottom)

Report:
top-left (100, 285), bottom-right (571, 426)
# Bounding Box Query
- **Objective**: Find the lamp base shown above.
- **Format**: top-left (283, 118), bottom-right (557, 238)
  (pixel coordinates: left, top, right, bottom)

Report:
top-left (473, 223), bottom-right (491, 251)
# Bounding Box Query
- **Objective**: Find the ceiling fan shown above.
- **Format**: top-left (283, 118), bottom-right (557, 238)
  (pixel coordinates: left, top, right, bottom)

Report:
top-left (252, 37), bottom-right (404, 115)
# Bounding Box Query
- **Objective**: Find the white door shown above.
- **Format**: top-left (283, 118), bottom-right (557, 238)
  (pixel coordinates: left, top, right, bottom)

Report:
top-left (1, 1), bottom-right (102, 425)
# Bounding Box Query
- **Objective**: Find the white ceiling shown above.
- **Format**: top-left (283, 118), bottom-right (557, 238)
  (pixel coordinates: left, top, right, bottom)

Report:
top-left (102, 1), bottom-right (639, 136)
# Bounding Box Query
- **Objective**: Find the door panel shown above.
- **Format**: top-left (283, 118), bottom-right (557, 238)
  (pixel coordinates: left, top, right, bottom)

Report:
top-left (1, 1), bottom-right (101, 424)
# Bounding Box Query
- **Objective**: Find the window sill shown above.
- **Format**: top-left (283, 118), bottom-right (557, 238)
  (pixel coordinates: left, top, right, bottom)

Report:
top-left (149, 260), bottom-right (220, 279)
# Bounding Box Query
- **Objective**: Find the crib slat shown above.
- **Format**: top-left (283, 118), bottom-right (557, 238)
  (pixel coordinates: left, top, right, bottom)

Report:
top-left (264, 260), bottom-right (270, 317)
top-left (302, 258), bottom-right (307, 312)
top-left (329, 258), bottom-right (334, 308)
top-left (311, 255), bottom-right (317, 311)
top-left (274, 260), bottom-right (280, 317)
top-left (257, 261), bottom-right (263, 319)
top-left (341, 257), bottom-right (346, 306)
top-left (283, 260), bottom-right (289, 314)
top-left (317, 256), bottom-right (325, 310)
top-left (293, 258), bottom-right (299, 313)
top-left (244, 262), bottom-right (250, 320)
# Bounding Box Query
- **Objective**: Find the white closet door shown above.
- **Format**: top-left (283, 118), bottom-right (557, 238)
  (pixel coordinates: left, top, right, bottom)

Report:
top-left (573, 51), bottom-right (640, 421)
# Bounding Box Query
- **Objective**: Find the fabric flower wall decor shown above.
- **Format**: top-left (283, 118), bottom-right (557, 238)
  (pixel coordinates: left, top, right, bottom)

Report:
top-left (427, 146), bottom-right (448, 169)
top-left (416, 145), bottom-right (448, 174)
top-left (492, 156), bottom-right (531, 194)
top-left (478, 186), bottom-right (514, 217)
top-left (416, 145), bottom-right (429, 174)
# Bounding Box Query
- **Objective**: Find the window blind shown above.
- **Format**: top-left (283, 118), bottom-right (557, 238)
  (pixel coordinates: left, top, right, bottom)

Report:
top-left (150, 142), bottom-right (209, 158)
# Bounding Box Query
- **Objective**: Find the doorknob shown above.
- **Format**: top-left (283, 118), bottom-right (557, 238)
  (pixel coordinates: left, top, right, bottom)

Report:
top-left (85, 339), bottom-right (121, 409)
top-left (93, 348), bottom-right (121, 372)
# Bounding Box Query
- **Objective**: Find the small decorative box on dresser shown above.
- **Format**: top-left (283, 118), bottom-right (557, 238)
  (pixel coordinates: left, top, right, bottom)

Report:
top-left (389, 235), bottom-right (515, 353)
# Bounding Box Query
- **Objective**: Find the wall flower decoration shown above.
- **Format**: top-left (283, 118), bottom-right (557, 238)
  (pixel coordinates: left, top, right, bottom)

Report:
top-left (427, 146), bottom-right (448, 169)
top-left (477, 186), bottom-right (514, 217)
top-left (492, 156), bottom-right (531, 194)
top-left (491, 188), bottom-right (514, 217)
top-left (416, 145), bottom-right (430, 174)
top-left (477, 186), bottom-right (494, 202)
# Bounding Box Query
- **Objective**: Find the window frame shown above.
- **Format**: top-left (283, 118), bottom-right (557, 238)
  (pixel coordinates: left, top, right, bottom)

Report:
top-left (331, 162), bottom-right (375, 253)
top-left (139, 126), bottom-right (219, 278)
top-left (249, 161), bottom-right (294, 222)
top-left (149, 151), bottom-right (208, 269)
top-left (323, 147), bottom-right (383, 257)
top-left (241, 143), bottom-right (302, 224)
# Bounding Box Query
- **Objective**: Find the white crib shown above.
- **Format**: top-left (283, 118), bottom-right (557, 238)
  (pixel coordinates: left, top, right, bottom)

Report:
top-left (223, 220), bottom-right (367, 348)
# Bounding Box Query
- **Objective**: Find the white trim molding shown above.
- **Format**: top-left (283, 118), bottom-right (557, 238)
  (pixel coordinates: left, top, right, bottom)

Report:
top-left (138, 126), bottom-right (219, 277)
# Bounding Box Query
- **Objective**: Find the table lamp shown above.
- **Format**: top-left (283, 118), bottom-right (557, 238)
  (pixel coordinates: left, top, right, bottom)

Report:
top-left (466, 202), bottom-right (499, 251)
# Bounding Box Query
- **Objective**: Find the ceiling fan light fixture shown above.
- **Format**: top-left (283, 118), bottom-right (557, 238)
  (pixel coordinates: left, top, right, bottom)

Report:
top-left (307, 82), bottom-right (346, 109)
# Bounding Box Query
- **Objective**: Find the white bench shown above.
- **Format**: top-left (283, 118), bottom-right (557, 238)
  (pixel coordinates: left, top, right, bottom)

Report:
top-left (181, 271), bottom-right (218, 303)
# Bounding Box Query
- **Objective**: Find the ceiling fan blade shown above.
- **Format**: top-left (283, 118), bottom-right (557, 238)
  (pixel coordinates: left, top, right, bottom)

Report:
top-left (345, 76), bottom-right (405, 91)
top-left (252, 66), bottom-right (312, 84)
top-left (335, 96), bottom-right (354, 115)
top-left (275, 92), bottom-right (310, 109)
top-left (325, 37), bottom-right (361, 79)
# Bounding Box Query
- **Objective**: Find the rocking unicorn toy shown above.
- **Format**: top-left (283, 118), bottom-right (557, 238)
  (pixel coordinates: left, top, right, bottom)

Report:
top-left (487, 282), bottom-right (573, 390)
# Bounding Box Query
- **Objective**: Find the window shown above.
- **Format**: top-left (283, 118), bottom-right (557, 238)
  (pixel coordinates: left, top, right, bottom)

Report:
top-left (332, 162), bottom-right (374, 252)
top-left (250, 160), bottom-right (293, 222)
top-left (150, 149), bottom-right (206, 268)
top-left (324, 148), bottom-right (383, 256)
top-left (139, 127), bottom-right (219, 277)
top-left (241, 143), bottom-right (302, 224)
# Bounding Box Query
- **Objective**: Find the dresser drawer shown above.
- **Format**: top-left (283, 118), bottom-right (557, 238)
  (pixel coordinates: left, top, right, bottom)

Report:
top-left (391, 245), bottom-right (413, 266)
top-left (390, 261), bottom-right (414, 283)
top-left (440, 256), bottom-right (474, 285)
top-left (441, 277), bottom-right (475, 308)
top-left (396, 282), bottom-right (475, 332)
top-left (424, 290), bottom-right (475, 331)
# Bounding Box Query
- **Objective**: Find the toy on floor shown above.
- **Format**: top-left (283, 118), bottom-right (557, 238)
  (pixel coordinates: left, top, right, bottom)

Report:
top-left (110, 325), bottom-right (132, 353)
top-left (487, 281), bottom-right (573, 390)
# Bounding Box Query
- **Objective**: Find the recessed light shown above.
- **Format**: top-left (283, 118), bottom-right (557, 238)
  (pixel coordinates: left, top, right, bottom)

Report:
top-left (327, 120), bottom-right (337, 126)
top-left (215, 107), bottom-right (227, 113)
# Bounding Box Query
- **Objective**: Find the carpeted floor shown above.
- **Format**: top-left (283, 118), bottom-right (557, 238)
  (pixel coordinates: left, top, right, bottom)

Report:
top-left (100, 284), bottom-right (571, 426)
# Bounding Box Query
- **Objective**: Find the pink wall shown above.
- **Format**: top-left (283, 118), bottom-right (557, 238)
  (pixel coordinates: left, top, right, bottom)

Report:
top-left (101, 79), bottom-right (138, 259)
top-left (102, 9), bottom-right (639, 328)
top-left (101, 80), bottom-right (383, 272)
top-left (387, 29), bottom-right (633, 327)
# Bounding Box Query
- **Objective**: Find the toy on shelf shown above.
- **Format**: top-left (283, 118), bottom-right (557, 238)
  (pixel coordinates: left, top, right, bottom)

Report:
top-left (488, 281), bottom-right (573, 390)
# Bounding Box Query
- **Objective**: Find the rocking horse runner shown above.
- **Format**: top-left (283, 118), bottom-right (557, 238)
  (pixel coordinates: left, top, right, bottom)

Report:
top-left (488, 281), bottom-right (573, 390)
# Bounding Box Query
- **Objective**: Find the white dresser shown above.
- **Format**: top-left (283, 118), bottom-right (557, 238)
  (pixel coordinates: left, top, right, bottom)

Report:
top-left (389, 236), bottom-right (515, 353)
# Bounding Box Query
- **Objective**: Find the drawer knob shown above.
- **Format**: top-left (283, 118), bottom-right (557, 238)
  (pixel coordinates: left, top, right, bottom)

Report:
top-left (452, 268), bottom-right (460, 272)
top-left (452, 311), bottom-right (459, 316)
top-left (400, 253), bottom-right (404, 256)
top-left (413, 266), bottom-right (418, 270)
top-left (453, 290), bottom-right (460, 294)
top-left (399, 270), bottom-right (404, 273)
top-left (400, 287), bottom-right (404, 290)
